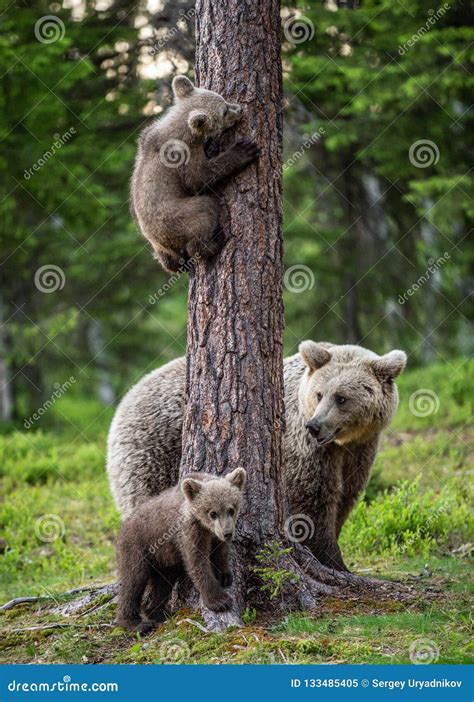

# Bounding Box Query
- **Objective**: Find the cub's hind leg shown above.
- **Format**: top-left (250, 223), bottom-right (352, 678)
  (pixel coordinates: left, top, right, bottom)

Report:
top-left (164, 196), bottom-right (225, 262)
top-left (154, 248), bottom-right (189, 274)
top-left (142, 569), bottom-right (178, 624)
top-left (116, 557), bottom-right (152, 633)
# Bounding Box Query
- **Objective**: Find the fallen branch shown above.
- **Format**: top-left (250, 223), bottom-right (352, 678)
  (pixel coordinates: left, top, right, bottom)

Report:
top-left (0, 585), bottom-right (107, 612)
top-left (1, 583), bottom-right (119, 616)
top-left (1, 596), bottom-right (51, 612)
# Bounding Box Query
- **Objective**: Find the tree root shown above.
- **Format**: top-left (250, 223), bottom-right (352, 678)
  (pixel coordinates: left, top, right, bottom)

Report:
top-left (295, 546), bottom-right (416, 597)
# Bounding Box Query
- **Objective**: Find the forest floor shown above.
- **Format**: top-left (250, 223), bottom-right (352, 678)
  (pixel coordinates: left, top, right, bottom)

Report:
top-left (1, 358), bottom-right (472, 664)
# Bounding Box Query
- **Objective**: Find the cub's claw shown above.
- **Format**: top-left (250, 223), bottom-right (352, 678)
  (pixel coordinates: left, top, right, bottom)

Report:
top-left (231, 139), bottom-right (260, 164)
top-left (117, 619), bottom-right (155, 635)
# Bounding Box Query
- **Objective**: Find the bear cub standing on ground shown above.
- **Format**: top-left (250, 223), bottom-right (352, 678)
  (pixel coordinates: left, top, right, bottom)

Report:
top-left (116, 468), bottom-right (246, 633)
top-left (130, 75), bottom-right (260, 273)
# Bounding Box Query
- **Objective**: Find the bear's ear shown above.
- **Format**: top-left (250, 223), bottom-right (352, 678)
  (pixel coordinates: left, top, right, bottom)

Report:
top-left (181, 478), bottom-right (202, 501)
top-left (299, 341), bottom-right (332, 372)
top-left (226, 468), bottom-right (247, 491)
top-left (371, 350), bottom-right (407, 381)
top-left (188, 110), bottom-right (210, 134)
top-left (172, 75), bottom-right (195, 99)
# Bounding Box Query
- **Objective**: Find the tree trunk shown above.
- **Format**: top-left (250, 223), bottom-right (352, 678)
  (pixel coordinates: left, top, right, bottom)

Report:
top-left (86, 319), bottom-right (116, 406)
top-left (419, 200), bottom-right (438, 364)
top-left (180, 0), bottom-right (289, 628)
top-left (342, 162), bottom-right (363, 344)
top-left (0, 291), bottom-right (14, 422)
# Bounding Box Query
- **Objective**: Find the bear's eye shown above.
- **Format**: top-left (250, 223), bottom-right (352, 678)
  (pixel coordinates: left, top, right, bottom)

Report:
top-left (228, 508), bottom-right (235, 517)
top-left (316, 392), bottom-right (323, 402)
top-left (209, 511), bottom-right (218, 519)
top-left (335, 394), bottom-right (347, 405)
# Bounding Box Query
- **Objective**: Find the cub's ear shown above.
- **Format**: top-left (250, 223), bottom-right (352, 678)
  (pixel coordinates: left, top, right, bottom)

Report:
top-left (371, 350), bottom-right (407, 381)
top-left (299, 341), bottom-right (332, 372)
top-left (188, 110), bottom-right (210, 134)
top-left (226, 468), bottom-right (247, 491)
top-left (181, 478), bottom-right (202, 501)
top-left (172, 75), bottom-right (194, 99)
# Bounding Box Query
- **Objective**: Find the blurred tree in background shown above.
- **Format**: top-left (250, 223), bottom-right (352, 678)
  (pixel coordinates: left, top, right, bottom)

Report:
top-left (282, 0), bottom-right (473, 362)
top-left (0, 0), bottom-right (472, 424)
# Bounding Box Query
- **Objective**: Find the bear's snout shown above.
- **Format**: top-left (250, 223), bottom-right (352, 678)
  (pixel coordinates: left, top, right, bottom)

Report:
top-left (305, 419), bottom-right (322, 438)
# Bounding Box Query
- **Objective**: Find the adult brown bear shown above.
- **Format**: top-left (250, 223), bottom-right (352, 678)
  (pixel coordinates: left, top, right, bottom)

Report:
top-left (107, 341), bottom-right (406, 572)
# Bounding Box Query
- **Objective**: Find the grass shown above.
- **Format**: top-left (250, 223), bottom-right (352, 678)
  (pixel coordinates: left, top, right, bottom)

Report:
top-left (0, 357), bottom-right (472, 664)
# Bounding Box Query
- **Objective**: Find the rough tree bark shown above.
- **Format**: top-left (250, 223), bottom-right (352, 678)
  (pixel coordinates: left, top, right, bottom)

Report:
top-left (179, 0), bottom-right (288, 629)
top-left (179, 0), bottom-right (409, 632)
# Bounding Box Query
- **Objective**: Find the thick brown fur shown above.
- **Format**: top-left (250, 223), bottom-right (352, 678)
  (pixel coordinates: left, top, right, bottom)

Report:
top-left (130, 75), bottom-right (259, 273)
top-left (107, 342), bottom-right (406, 573)
top-left (115, 469), bottom-right (246, 633)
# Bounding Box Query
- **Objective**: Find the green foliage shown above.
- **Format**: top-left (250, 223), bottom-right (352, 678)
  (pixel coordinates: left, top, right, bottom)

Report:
top-left (341, 477), bottom-right (473, 558)
top-left (254, 541), bottom-right (300, 600)
top-left (242, 607), bottom-right (257, 625)
top-left (0, 0), bottom-right (189, 421)
top-left (0, 430), bottom-right (118, 601)
top-left (392, 356), bottom-right (473, 431)
top-left (282, 0), bottom-right (472, 358)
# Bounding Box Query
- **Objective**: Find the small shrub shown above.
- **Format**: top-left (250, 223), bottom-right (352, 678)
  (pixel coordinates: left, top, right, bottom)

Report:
top-left (242, 607), bottom-right (257, 624)
top-left (341, 477), bottom-right (473, 558)
top-left (254, 541), bottom-right (300, 600)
